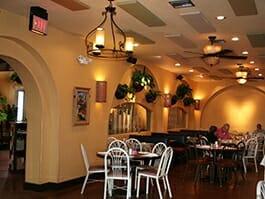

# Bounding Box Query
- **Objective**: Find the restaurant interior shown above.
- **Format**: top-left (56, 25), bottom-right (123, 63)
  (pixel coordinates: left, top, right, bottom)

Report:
top-left (0, 0), bottom-right (265, 198)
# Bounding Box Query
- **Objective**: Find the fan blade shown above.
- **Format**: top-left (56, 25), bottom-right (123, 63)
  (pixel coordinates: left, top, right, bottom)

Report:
top-left (247, 76), bottom-right (265, 80)
top-left (184, 51), bottom-right (204, 55)
top-left (219, 55), bottom-right (248, 59)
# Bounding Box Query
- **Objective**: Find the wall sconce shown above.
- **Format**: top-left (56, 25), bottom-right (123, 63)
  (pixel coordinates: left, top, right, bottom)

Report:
top-left (96, 81), bottom-right (107, 102)
top-left (164, 93), bottom-right (172, 107)
top-left (194, 99), bottom-right (200, 110)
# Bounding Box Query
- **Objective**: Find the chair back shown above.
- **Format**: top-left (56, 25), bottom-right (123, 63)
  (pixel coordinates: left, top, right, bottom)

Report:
top-left (244, 138), bottom-right (258, 157)
top-left (257, 180), bottom-right (265, 199)
top-left (156, 147), bottom-right (173, 178)
top-left (256, 134), bottom-right (265, 153)
top-left (199, 136), bottom-right (209, 145)
top-left (104, 147), bottom-right (130, 179)
top-left (80, 144), bottom-right (90, 172)
top-left (150, 142), bottom-right (167, 166)
top-left (107, 136), bottom-right (117, 146)
top-left (108, 139), bottom-right (128, 152)
top-left (125, 138), bottom-right (142, 152)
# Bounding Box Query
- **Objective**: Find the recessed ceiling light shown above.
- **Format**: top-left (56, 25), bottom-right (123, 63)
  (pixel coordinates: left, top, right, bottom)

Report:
top-left (258, 73), bottom-right (263, 77)
top-left (175, 63), bottom-right (181, 66)
top-left (242, 50), bottom-right (248, 55)
top-left (134, 43), bottom-right (139, 47)
top-left (189, 69), bottom-right (194, 72)
top-left (250, 61), bottom-right (255, 64)
top-left (255, 67), bottom-right (260, 71)
top-left (231, 36), bottom-right (239, 41)
top-left (199, 74), bottom-right (204, 78)
top-left (216, 16), bottom-right (226, 20)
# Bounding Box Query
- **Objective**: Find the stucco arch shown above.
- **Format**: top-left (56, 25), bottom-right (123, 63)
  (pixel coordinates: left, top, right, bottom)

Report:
top-left (0, 36), bottom-right (59, 184)
top-left (200, 84), bottom-right (265, 133)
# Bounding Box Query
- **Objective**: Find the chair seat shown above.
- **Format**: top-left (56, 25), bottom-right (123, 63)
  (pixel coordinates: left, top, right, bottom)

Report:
top-left (215, 159), bottom-right (238, 168)
top-left (138, 167), bottom-right (158, 177)
top-left (90, 165), bottom-right (105, 174)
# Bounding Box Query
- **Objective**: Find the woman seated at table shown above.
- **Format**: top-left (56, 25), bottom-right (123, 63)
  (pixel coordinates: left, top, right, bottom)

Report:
top-left (216, 123), bottom-right (232, 140)
top-left (206, 125), bottom-right (218, 144)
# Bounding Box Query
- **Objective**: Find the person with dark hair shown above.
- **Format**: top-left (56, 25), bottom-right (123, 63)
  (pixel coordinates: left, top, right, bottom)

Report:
top-left (252, 123), bottom-right (265, 136)
top-left (216, 123), bottom-right (232, 140)
top-left (207, 125), bottom-right (218, 144)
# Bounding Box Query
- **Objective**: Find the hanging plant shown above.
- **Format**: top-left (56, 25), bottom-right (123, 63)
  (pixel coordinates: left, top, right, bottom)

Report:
top-left (145, 89), bottom-right (161, 103)
top-left (115, 84), bottom-right (129, 99)
top-left (183, 96), bottom-right (195, 106)
top-left (171, 94), bottom-right (179, 105)
top-left (176, 83), bottom-right (192, 99)
top-left (10, 72), bottom-right (22, 84)
top-left (131, 68), bottom-right (155, 92)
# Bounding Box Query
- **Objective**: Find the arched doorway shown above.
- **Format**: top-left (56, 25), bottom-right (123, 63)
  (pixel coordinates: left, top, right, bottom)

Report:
top-left (0, 36), bottom-right (59, 184)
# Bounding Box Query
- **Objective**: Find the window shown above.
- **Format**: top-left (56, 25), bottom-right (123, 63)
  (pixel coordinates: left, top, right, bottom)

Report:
top-left (16, 90), bottom-right (25, 121)
top-left (109, 102), bottom-right (151, 134)
top-left (167, 107), bottom-right (187, 130)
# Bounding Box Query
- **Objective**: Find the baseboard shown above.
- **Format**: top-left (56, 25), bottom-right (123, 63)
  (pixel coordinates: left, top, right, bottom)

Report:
top-left (24, 176), bottom-right (84, 192)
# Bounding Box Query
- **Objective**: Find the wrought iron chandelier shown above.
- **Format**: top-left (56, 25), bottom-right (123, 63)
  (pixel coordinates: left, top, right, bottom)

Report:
top-left (85, 0), bottom-right (135, 60)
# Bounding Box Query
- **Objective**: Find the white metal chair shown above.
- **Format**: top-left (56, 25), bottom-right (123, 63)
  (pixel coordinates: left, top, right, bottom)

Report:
top-left (80, 144), bottom-right (105, 194)
top-left (257, 180), bottom-right (265, 199)
top-left (256, 134), bottom-right (265, 158)
top-left (108, 139), bottom-right (128, 152)
top-left (242, 138), bottom-right (258, 173)
top-left (107, 136), bottom-right (117, 146)
top-left (103, 147), bottom-right (132, 199)
top-left (134, 142), bottom-right (167, 188)
top-left (125, 138), bottom-right (142, 152)
top-left (136, 147), bottom-right (173, 199)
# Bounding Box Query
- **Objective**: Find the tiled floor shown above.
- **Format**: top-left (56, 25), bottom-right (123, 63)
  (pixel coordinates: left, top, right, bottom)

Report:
top-left (0, 150), bottom-right (264, 199)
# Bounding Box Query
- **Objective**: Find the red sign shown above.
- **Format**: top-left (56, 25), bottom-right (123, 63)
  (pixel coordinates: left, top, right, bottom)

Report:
top-left (31, 15), bottom-right (48, 35)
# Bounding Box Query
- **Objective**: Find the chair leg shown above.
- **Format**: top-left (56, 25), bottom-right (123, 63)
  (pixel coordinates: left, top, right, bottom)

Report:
top-left (156, 178), bottom-right (163, 199)
top-left (136, 174), bottom-right (141, 198)
top-left (146, 177), bottom-right (150, 194)
top-left (81, 174), bottom-right (89, 194)
top-left (254, 158), bottom-right (258, 173)
top-left (165, 176), bottom-right (172, 198)
top-left (103, 179), bottom-right (107, 199)
top-left (242, 158), bottom-right (247, 173)
top-left (194, 165), bottom-right (201, 183)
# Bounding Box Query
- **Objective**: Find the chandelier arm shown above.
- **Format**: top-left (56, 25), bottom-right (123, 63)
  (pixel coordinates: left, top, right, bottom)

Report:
top-left (110, 14), bottom-right (126, 51)
top-left (85, 11), bottom-right (108, 47)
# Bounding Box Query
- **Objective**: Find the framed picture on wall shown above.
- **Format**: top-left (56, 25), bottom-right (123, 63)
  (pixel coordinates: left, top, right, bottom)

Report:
top-left (73, 87), bottom-right (90, 125)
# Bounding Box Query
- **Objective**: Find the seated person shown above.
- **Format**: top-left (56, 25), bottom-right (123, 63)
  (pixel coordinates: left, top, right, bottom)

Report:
top-left (216, 123), bottom-right (232, 140)
top-left (206, 125), bottom-right (218, 144)
top-left (252, 123), bottom-right (265, 136)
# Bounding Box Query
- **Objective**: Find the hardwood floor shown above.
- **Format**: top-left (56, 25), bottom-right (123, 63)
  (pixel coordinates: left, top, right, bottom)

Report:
top-left (0, 150), bottom-right (263, 199)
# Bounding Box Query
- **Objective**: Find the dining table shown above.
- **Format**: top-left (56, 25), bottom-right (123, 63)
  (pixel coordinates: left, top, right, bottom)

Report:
top-left (196, 144), bottom-right (240, 183)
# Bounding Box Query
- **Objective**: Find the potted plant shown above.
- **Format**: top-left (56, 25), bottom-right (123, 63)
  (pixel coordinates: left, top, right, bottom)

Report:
top-left (145, 89), bottom-right (161, 103)
top-left (171, 94), bottom-right (179, 105)
top-left (115, 84), bottom-right (128, 99)
top-left (183, 96), bottom-right (195, 106)
top-left (10, 72), bottom-right (22, 84)
top-left (176, 83), bottom-right (192, 99)
top-left (131, 68), bottom-right (155, 92)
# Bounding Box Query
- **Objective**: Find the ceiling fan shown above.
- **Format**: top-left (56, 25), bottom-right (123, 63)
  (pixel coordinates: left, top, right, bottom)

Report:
top-left (185, 36), bottom-right (248, 66)
top-left (234, 65), bottom-right (264, 84)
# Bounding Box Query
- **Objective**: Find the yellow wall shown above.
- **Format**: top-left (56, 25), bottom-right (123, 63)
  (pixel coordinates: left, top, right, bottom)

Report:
top-left (0, 10), bottom-right (193, 184)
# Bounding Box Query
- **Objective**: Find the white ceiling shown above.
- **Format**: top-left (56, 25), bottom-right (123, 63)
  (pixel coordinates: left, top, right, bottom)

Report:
top-left (1, 0), bottom-right (265, 84)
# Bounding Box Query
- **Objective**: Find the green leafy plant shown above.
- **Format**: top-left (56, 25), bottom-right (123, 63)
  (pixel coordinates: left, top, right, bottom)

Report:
top-left (131, 68), bottom-right (155, 92)
top-left (10, 72), bottom-right (22, 84)
top-left (0, 96), bottom-right (7, 121)
top-left (171, 83), bottom-right (195, 106)
top-left (145, 89), bottom-right (161, 103)
top-left (115, 84), bottom-right (129, 99)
